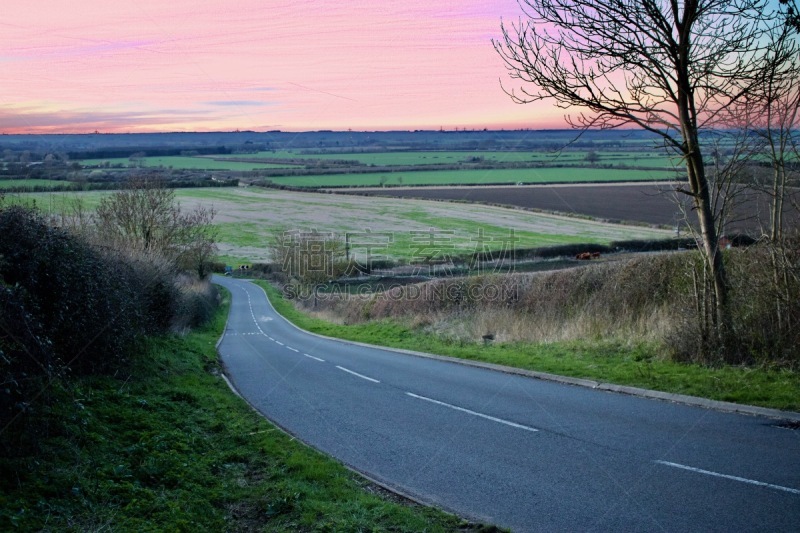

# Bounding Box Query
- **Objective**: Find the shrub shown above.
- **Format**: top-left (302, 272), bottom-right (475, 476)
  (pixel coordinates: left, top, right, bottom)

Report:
top-left (0, 205), bottom-right (144, 375)
top-left (0, 283), bottom-right (57, 445)
top-left (0, 203), bottom-right (221, 448)
top-left (170, 275), bottom-right (220, 333)
top-left (668, 240), bottom-right (800, 366)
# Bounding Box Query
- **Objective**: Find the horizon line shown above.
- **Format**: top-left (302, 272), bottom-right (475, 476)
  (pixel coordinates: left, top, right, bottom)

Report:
top-left (1, 126), bottom-right (648, 136)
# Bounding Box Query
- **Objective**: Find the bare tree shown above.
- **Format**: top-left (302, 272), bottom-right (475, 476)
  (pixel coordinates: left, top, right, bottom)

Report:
top-left (174, 204), bottom-right (218, 278)
top-left (494, 0), bottom-right (789, 350)
top-left (94, 176), bottom-right (217, 277)
top-left (704, 128), bottom-right (761, 239)
top-left (747, 19), bottom-right (800, 242)
top-left (723, 12), bottom-right (800, 356)
top-left (269, 229), bottom-right (346, 286)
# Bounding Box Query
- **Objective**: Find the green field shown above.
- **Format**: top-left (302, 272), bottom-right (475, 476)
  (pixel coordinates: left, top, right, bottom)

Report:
top-left (77, 150), bottom-right (682, 173)
top-left (79, 156), bottom-right (288, 171)
top-left (0, 179), bottom-right (72, 190)
top-left (216, 150), bottom-right (552, 165)
top-left (6, 191), bottom-right (108, 212)
top-left (266, 166), bottom-right (676, 188)
top-left (12, 187), bottom-right (672, 265)
top-left (215, 149), bottom-right (681, 168)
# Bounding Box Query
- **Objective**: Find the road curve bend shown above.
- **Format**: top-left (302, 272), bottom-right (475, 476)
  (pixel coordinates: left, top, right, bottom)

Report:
top-left (214, 275), bottom-right (800, 532)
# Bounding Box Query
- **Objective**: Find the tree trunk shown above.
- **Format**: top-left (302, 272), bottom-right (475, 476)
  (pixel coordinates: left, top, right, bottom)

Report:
top-left (685, 148), bottom-right (730, 343)
top-left (771, 164), bottom-right (786, 242)
top-left (676, 2), bottom-right (730, 354)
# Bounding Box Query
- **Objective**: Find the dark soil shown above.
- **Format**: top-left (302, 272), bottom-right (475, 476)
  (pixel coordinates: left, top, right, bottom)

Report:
top-left (337, 183), bottom-right (799, 235)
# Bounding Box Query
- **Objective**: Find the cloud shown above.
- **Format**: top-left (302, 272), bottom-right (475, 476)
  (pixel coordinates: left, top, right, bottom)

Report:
top-left (0, 105), bottom-right (209, 133)
top-left (0, 1), bottom-right (541, 133)
top-left (5, 39), bottom-right (163, 61)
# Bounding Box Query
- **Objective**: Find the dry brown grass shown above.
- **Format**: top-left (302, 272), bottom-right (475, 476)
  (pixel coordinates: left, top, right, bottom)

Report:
top-left (171, 274), bottom-right (220, 333)
top-left (290, 245), bottom-right (799, 366)
top-left (297, 254), bottom-right (682, 347)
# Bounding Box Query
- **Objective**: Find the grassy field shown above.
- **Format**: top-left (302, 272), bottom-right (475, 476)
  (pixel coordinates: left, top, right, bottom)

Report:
top-left (76, 151), bottom-right (683, 177)
top-left (215, 150), bottom-right (681, 168)
top-left (267, 167), bottom-right (676, 188)
top-left (4, 190), bottom-right (107, 212)
top-left (0, 289), bottom-right (482, 531)
top-left (0, 179), bottom-right (72, 190)
top-left (176, 188), bottom-right (672, 263)
top-left (10, 187), bottom-right (672, 264)
top-left (79, 156), bottom-right (289, 170)
top-left (257, 281), bottom-right (800, 412)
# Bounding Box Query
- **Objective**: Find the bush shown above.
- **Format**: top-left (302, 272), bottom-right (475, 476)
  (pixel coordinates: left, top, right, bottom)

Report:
top-left (0, 206), bottom-right (149, 375)
top-left (668, 240), bottom-right (800, 366)
top-left (170, 275), bottom-right (220, 333)
top-left (0, 204), bottom-right (220, 446)
top-left (0, 283), bottom-right (57, 445)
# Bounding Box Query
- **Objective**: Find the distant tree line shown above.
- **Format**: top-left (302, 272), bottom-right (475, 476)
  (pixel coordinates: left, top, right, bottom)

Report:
top-left (0, 129), bottom-right (669, 154)
top-left (0, 178), bottom-right (239, 193)
top-left (66, 145), bottom-right (233, 160)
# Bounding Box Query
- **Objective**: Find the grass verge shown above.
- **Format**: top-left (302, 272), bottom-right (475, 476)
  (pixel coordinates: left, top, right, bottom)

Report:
top-left (256, 281), bottom-right (800, 413)
top-left (0, 288), bottom-right (488, 532)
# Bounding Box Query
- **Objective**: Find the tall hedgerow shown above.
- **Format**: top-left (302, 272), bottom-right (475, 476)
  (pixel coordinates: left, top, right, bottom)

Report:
top-left (0, 202), bottom-right (218, 451)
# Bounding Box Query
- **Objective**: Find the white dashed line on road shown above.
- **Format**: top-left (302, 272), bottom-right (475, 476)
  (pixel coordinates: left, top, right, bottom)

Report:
top-left (655, 461), bottom-right (800, 495)
top-left (336, 366), bottom-right (380, 383)
top-left (406, 392), bottom-right (539, 433)
top-left (245, 284), bottom-right (534, 436)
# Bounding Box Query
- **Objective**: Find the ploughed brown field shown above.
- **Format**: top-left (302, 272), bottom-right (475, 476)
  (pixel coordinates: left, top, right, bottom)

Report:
top-left (334, 182), bottom-right (799, 235)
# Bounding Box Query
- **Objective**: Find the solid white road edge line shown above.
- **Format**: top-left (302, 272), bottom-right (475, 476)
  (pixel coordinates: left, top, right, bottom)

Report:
top-left (406, 392), bottom-right (539, 433)
top-left (336, 366), bottom-right (381, 383)
top-left (655, 460), bottom-right (800, 495)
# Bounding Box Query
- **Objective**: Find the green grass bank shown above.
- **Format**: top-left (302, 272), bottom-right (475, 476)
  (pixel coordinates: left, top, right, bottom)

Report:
top-left (0, 289), bottom-right (492, 532)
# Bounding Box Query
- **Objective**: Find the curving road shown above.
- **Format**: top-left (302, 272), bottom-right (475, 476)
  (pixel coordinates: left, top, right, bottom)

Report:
top-left (214, 275), bottom-right (800, 532)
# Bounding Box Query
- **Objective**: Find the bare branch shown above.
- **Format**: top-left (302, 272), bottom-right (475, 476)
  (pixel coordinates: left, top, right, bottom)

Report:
top-left (495, 0), bottom-right (793, 357)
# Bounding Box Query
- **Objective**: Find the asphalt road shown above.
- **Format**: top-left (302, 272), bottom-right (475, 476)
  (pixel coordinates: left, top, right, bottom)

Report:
top-left (213, 275), bottom-right (800, 532)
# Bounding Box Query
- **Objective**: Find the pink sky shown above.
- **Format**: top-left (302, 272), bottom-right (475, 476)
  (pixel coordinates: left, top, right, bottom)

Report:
top-left (0, 0), bottom-right (566, 134)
